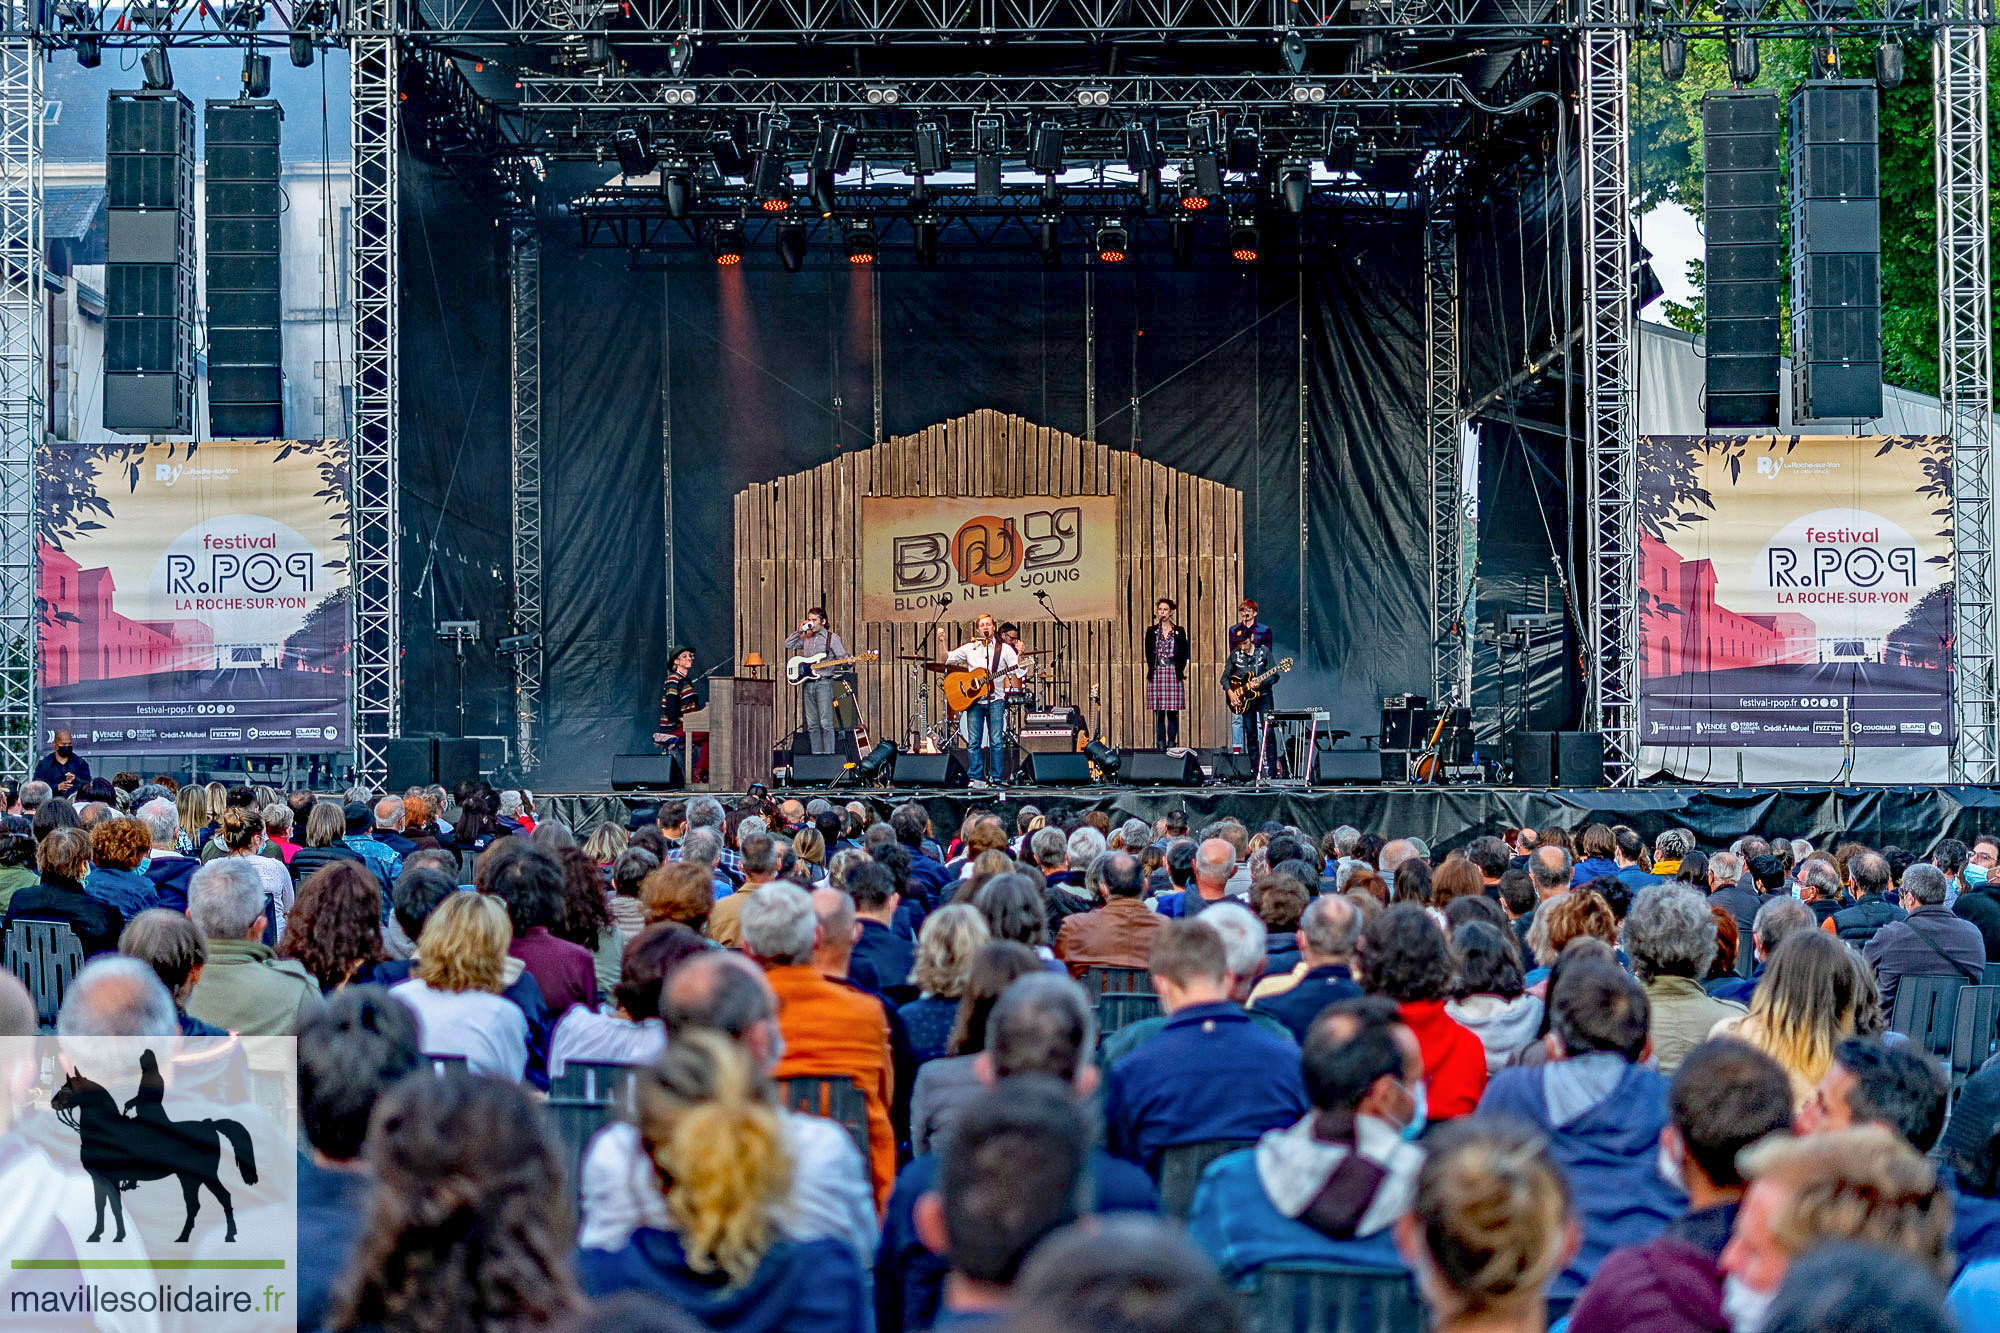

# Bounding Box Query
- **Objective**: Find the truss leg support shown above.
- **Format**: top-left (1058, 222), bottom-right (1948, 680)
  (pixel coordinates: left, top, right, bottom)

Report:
top-left (1427, 210), bottom-right (1465, 707)
top-left (510, 226), bottom-right (543, 774)
top-left (0, 20), bottom-right (35, 781)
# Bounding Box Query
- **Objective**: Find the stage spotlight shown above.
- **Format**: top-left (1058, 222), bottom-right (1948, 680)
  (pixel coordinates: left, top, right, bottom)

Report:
top-left (808, 120), bottom-right (853, 216)
top-left (669, 31), bottom-right (695, 77)
top-left (1660, 34), bottom-right (1687, 81)
top-left (712, 220), bottom-right (745, 266)
top-left (846, 221), bottom-right (877, 265)
top-left (1187, 108), bottom-right (1223, 198)
top-left (141, 44), bottom-right (172, 90)
top-left (708, 125), bottom-right (752, 182)
top-left (1280, 29), bottom-right (1308, 74)
top-left (864, 84), bottom-right (901, 106)
top-left (1095, 220), bottom-right (1129, 263)
top-left (973, 113), bottom-right (1004, 197)
top-left (1170, 217), bottom-right (1195, 268)
top-left (1188, 107), bottom-right (1221, 153)
top-left (662, 162), bottom-right (692, 218)
top-left (1278, 162), bottom-right (1310, 214)
top-left (1877, 40), bottom-right (1905, 88)
top-left (914, 214), bottom-right (940, 269)
top-left (1226, 119), bottom-right (1262, 175)
top-left (1323, 116), bottom-right (1360, 176)
top-left (1178, 180), bottom-right (1211, 212)
top-left (1082, 738), bottom-right (1121, 776)
top-left (856, 740), bottom-right (897, 782)
top-left (1030, 121), bottom-right (1065, 175)
top-left (287, 33), bottom-right (311, 67)
top-left (241, 50), bottom-right (271, 98)
top-left (1229, 212), bottom-right (1261, 263)
top-left (913, 119), bottom-right (948, 174)
top-left (613, 125), bottom-right (656, 179)
top-left (1727, 33), bottom-right (1760, 84)
top-left (1037, 214), bottom-right (1060, 266)
top-left (662, 86), bottom-right (697, 106)
top-left (776, 220), bottom-right (808, 272)
top-left (1290, 82), bottom-right (1328, 103)
top-left (1076, 86), bottom-right (1112, 108)
top-left (753, 111), bottom-right (791, 207)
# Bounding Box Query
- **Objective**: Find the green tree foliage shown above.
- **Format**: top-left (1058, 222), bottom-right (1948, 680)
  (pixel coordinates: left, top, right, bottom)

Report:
top-left (1632, 29), bottom-right (1997, 396)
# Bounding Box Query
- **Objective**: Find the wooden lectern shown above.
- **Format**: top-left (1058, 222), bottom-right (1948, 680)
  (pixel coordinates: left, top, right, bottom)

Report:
top-left (688, 676), bottom-right (774, 792)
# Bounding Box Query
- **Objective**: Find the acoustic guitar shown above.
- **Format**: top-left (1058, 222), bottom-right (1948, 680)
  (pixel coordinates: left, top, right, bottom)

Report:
top-left (1225, 658), bottom-right (1294, 715)
top-left (941, 654), bottom-right (1039, 714)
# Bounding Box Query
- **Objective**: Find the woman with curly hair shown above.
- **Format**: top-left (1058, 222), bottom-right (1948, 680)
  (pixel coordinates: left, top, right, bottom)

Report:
top-left (1356, 902), bottom-right (1489, 1120)
top-left (1526, 889), bottom-right (1619, 985)
top-left (579, 1030), bottom-right (866, 1332)
top-left (330, 1070), bottom-right (582, 1333)
top-left (897, 904), bottom-right (991, 1063)
top-left (279, 860), bottom-right (389, 992)
top-left (402, 794), bottom-right (446, 853)
top-left (640, 861), bottom-right (715, 936)
top-left (547, 843), bottom-right (621, 996)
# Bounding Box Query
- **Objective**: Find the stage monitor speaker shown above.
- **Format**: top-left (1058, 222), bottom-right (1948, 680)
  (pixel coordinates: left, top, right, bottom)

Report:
top-left (1509, 731), bottom-right (1557, 787)
top-left (1201, 749), bottom-right (1256, 783)
top-left (611, 752), bottom-right (683, 791)
top-left (1315, 749), bottom-right (1388, 785)
top-left (1024, 752), bottom-right (1094, 786)
top-left (788, 752), bottom-right (853, 786)
top-left (1381, 704), bottom-right (1434, 752)
top-left (105, 89), bottom-right (195, 435)
top-left (383, 737), bottom-right (436, 792)
top-left (1704, 90), bottom-right (1782, 427)
top-left (1124, 750), bottom-right (1202, 786)
top-left (893, 750), bottom-right (968, 788)
top-left (1790, 80), bottom-right (1882, 422)
top-left (434, 738), bottom-right (482, 787)
top-left (1555, 731), bottom-right (1606, 788)
top-left (204, 100), bottom-right (283, 437)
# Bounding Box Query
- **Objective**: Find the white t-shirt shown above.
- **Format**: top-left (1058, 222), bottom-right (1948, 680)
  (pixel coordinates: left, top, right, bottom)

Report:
top-left (390, 978), bottom-right (529, 1081)
top-left (549, 1007), bottom-right (665, 1079)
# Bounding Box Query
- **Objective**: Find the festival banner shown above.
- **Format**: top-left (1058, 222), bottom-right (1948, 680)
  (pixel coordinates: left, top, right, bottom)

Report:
top-left (861, 494), bottom-right (1119, 623)
top-left (37, 440), bottom-right (351, 755)
top-left (1637, 434), bottom-right (1952, 749)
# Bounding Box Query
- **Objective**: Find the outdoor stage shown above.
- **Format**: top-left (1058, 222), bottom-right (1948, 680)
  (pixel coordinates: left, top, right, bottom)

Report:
top-left (540, 783), bottom-right (2000, 850)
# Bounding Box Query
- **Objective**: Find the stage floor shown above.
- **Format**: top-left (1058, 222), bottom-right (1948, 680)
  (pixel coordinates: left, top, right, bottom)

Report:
top-left (541, 782), bottom-right (2000, 848)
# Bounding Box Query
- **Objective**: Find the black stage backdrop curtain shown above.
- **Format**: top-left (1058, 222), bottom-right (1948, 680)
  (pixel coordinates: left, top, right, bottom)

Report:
top-left (401, 165), bottom-right (1451, 787)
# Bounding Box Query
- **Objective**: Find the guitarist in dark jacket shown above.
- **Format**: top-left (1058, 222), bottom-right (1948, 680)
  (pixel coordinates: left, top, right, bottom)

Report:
top-left (1223, 600), bottom-right (1274, 753)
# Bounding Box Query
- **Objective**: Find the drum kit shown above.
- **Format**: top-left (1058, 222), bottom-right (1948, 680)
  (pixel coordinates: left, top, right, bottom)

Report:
top-left (894, 653), bottom-right (1062, 755)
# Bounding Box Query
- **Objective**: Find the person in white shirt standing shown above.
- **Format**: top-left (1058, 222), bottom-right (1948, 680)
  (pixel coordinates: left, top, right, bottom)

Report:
top-left (939, 614), bottom-right (1019, 789)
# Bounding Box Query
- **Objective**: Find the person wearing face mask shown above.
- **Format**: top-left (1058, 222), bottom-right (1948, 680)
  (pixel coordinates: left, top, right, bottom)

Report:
top-left (1568, 1039), bottom-right (1796, 1333)
top-left (1952, 835), bottom-right (2000, 963)
top-left (31, 730), bottom-right (88, 801)
top-left (1476, 956), bottom-right (1685, 1306)
top-left (1716, 1126), bottom-right (1952, 1333)
top-left (1185, 995), bottom-right (1427, 1288)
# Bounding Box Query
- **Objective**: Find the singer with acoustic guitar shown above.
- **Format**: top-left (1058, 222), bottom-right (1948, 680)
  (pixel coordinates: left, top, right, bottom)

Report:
top-left (783, 607), bottom-right (850, 756)
top-left (937, 613), bottom-right (1022, 788)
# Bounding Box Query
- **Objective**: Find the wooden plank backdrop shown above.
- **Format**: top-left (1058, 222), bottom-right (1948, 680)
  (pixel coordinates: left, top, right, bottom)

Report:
top-left (732, 409), bottom-right (1246, 756)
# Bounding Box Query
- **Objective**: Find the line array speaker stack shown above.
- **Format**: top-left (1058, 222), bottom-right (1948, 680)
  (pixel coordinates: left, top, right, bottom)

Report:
top-left (105, 89), bottom-right (195, 435)
top-left (205, 100), bottom-right (284, 437)
top-left (1703, 91), bottom-right (1781, 427)
top-left (1790, 80), bottom-right (1882, 422)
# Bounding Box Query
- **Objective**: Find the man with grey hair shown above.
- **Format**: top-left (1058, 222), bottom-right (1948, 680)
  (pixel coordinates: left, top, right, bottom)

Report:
top-left (1652, 828), bottom-right (1694, 875)
top-left (1830, 849), bottom-right (1903, 946)
top-left (1707, 850), bottom-right (1760, 936)
top-left (135, 795), bottom-right (197, 912)
top-left (183, 858), bottom-right (321, 1036)
top-left (578, 949), bottom-right (877, 1260)
top-left (1056, 849), bottom-right (1161, 974)
top-left (707, 828), bottom-right (783, 948)
top-left (1099, 901), bottom-right (1297, 1070)
top-left (1621, 884), bottom-right (1742, 1074)
top-left (1712, 897), bottom-right (1817, 1005)
top-left (1030, 825), bottom-right (1069, 877)
top-left (744, 880), bottom-right (896, 1203)
top-left (1796, 858), bottom-right (1845, 926)
top-left (57, 955), bottom-right (179, 1038)
top-left (677, 825), bottom-right (733, 899)
top-left (1155, 837), bottom-right (1240, 919)
top-left (1529, 845), bottom-right (1574, 904)
top-left (16, 779), bottom-right (48, 816)
top-left (371, 796), bottom-right (417, 857)
top-left (1065, 826), bottom-right (1108, 878)
top-left (1378, 839), bottom-right (1419, 884)
top-left (1865, 860), bottom-right (1986, 1013)
top-left (1252, 894), bottom-right (1365, 1043)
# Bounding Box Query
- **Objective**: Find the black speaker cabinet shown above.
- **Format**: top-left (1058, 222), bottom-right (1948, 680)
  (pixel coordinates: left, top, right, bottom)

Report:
top-left (892, 750), bottom-right (968, 788)
top-left (383, 737), bottom-right (436, 792)
top-left (1315, 749), bottom-right (1388, 785)
top-left (788, 752), bottom-right (853, 786)
top-left (1554, 732), bottom-right (1606, 788)
top-left (1704, 89), bottom-right (1782, 427)
top-left (1200, 749), bottom-right (1256, 783)
top-left (1509, 731), bottom-right (1558, 787)
top-left (1124, 750), bottom-right (1202, 786)
top-left (434, 738), bottom-right (483, 786)
top-left (1025, 752), bottom-right (1094, 786)
top-left (611, 752), bottom-right (683, 791)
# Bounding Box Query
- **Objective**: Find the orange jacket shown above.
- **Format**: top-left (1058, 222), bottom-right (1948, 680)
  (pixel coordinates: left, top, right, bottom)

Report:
top-left (765, 963), bottom-right (896, 1211)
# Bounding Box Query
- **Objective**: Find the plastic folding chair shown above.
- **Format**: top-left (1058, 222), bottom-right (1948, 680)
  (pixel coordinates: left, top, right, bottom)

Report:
top-left (1892, 974), bottom-right (1972, 1061)
top-left (2, 919), bottom-right (86, 1031)
top-left (780, 1075), bottom-right (870, 1160)
top-left (1245, 1263), bottom-right (1428, 1333)
top-left (1157, 1138), bottom-right (1258, 1220)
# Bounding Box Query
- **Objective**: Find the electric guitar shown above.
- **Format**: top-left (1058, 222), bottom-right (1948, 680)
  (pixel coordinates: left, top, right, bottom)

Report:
top-left (941, 654), bottom-right (1039, 714)
top-left (1225, 658), bottom-right (1294, 715)
top-left (784, 650), bottom-right (879, 685)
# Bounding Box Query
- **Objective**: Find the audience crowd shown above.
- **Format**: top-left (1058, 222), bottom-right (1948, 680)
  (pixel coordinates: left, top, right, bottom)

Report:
top-left (8, 776), bottom-right (2000, 1333)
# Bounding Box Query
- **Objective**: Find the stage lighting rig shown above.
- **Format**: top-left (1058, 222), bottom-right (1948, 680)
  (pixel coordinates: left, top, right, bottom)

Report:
top-left (913, 214), bottom-right (940, 269)
top-left (1229, 211), bottom-right (1261, 263)
top-left (1187, 109), bottom-right (1224, 200)
top-left (1323, 115), bottom-right (1360, 176)
top-left (711, 220), bottom-right (745, 266)
top-left (776, 219), bottom-right (808, 272)
top-left (1095, 221), bottom-right (1129, 263)
top-left (1289, 83), bottom-right (1328, 104)
top-left (809, 120), bottom-right (854, 217)
top-left (1722, 0), bottom-right (1760, 84)
top-left (241, 51), bottom-right (271, 98)
top-left (1030, 122), bottom-right (1066, 176)
top-left (54, 1), bottom-right (100, 68)
top-left (660, 87), bottom-right (698, 106)
top-left (1280, 30), bottom-right (1308, 75)
top-left (1660, 34), bottom-right (1687, 81)
top-left (141, 44), bottom-right (173, 91)
top-left (1037, 214), bottom-right (1061, 266)
top-left (668, 31), bottom-right (695, 77)
top-left (753, 112), bottom-right (793, 211)
top-left (1170, 217), bottom-right (1195, 268)
top-left (1123, 121), bottom-right (1162, 210)
top-left (864, 85), bottom-right (901, 107)
top-left (913, 120), bottom-right (948, 175)
top-left (973, 113), bottom-right (1004, 197)
top-left (845, 220), bottom-right (878, 265)
top-left (661, 160), bottom-right (692, 218)
top-left (1077, 86), bottom-right (1113, 108)
top-left (613, 125), bottom-right (656, 179)
top-left (1278, 162), bottom-right (1311, 214)
top-left (1226, 119), bottom-right (1262, 175)
top-left (1877, 40), bottom-right (1905, 88)
top-left (708, 125), bottom-right (752, 183)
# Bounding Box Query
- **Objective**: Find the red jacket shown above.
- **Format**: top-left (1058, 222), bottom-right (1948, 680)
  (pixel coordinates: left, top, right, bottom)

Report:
top-left (1398, 998), bottom-right (1489, 1120)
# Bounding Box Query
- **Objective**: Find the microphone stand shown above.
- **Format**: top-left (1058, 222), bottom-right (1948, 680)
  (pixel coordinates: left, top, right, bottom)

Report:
top-left (912, 593), bottom-right (955, 750)
top-left (1033, 590), bottom-right (1071, 715)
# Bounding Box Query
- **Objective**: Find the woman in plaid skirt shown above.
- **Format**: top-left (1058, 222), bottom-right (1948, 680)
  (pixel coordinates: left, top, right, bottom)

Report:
top-left (1144, 597), bottom-right (1191, 749)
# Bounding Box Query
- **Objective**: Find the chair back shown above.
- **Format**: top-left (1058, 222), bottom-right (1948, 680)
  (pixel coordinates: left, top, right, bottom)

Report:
top-left (2, 919), bottom-right (86, 1031)
top-left (1098, 991), bottom-right (1163, 1033)
top-left (1953, 985), bottom-right (2000, 1088)
top-left (1892, 974), bottom-right (1972, 1059)
top-left (1984, 963), bottom-right (2000, 986)
top-left (1081, 966), bottom-right (1154, 998)
top-left (780, 1075), bottom-right (870, 1160)
top-left (1157, 1138), bottom-right (1258, 1219)
top-left (1246, 1264), bottom-right (1427, 1333)
top-left (546, 1058), bottom-right (635, 1190)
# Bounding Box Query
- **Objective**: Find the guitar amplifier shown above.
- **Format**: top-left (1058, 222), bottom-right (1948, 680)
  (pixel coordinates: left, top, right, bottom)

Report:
top-left (1019, 706), bottom-right (1085, 754)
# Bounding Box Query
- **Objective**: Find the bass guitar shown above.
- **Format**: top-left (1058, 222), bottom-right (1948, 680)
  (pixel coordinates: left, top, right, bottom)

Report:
top-left (1225, 658), bottom-right (1294, 715)
top-left (941, 654), bottom-right (1039, 714)
top-left (785, 650), bottom-right (880, 685)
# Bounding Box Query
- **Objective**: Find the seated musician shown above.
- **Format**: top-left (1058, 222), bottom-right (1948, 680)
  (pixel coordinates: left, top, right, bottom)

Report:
top-left (653, 646), bottom-right (707, 784)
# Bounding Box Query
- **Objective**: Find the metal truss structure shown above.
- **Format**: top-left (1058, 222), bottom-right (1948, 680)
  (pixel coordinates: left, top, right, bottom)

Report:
top-left (0, 8), bottom-right (33, 778)
top-left (509, 227), bottom-right (545, 774)
top-left (1578, 2), bottom-right (1636, 785)
top-left (351, 0), bottom-right (402, 783)
top-left (1426, 208), bottom-right (1464, 709)
top-left (1937, 0), bottom-right (1996, 782)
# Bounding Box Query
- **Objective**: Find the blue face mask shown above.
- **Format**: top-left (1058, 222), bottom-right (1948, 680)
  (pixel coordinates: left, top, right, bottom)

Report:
top-left (1968, 864), bottom-right (1990, 888)
top-left (1400, 1080), bottom-right (1429, 1142)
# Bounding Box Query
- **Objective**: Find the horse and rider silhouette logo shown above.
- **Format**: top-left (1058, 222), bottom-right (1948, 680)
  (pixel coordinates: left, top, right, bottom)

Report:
top-left (50, 1050), bottom-right (258, 1244)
